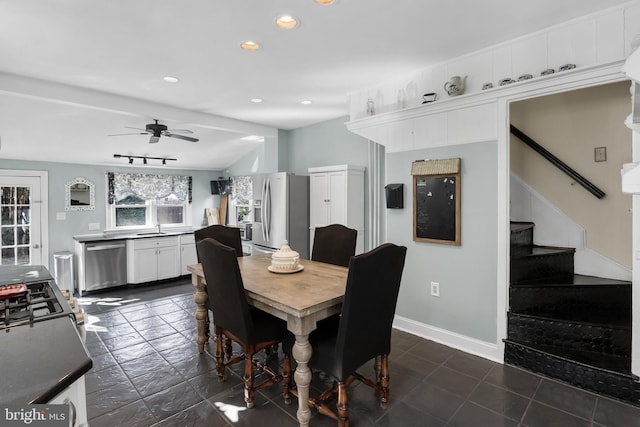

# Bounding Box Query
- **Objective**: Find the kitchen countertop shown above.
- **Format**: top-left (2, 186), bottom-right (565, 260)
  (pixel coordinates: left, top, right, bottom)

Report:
top-left (2, 316), bottom-right (92, 405)
top-left (0, 265), bottom-right (53, 286)
top-left (73, 229), bottom-right (195, 243)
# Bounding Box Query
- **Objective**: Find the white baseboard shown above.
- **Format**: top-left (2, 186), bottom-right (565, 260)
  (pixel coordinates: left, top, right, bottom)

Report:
top-left (393, 315), bottom-right (503, 363)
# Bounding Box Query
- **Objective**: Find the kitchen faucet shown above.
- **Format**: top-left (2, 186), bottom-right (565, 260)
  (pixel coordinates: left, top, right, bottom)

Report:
top-left (157, 223), bottom-right (161, 233)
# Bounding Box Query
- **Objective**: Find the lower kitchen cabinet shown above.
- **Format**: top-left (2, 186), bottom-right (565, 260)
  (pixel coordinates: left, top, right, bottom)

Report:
top-left (180, 234), bottom-right (197, 275)
top-left (49, 375), bottom-right (88, 427)
top-left (127, 236), bottom-right (180, 284)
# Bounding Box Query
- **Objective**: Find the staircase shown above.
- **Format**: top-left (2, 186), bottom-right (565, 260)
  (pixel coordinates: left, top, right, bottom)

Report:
top-left (504, 221), bottom-right (640, 405)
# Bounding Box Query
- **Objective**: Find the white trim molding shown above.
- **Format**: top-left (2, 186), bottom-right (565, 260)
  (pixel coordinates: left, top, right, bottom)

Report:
top-left (393, 315), bottom-right (502, 363)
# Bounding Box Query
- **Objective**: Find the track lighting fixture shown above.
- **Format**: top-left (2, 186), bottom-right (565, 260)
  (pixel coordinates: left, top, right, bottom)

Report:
top-left (113, 154), bottom-right (177, 165)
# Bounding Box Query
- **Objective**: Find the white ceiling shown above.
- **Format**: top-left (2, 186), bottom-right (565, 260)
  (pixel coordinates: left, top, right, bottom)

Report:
top-left (0, 0), bottom-right (631, 170)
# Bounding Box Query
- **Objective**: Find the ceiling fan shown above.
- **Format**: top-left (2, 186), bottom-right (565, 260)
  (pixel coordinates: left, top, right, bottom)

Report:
top-left (109, 119), bottom-right (199, 143)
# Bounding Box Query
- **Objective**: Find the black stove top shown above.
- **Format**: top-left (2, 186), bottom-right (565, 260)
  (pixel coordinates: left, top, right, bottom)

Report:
top-left (0, 266), bottom-right (74, 331)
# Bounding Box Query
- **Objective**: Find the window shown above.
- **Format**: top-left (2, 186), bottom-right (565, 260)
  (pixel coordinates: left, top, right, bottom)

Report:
top-left (229, 176), bottom-right (253, 224)
top-left (157, 194), bottom-right (185, 224)
top-left (108, 172), bottom-right (191, 230)
top-left (114, 195), bottom-right (147, 227)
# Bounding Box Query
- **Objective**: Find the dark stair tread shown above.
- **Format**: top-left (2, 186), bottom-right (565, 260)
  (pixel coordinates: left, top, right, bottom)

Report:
top-left (512, 245), bottom-right (575, 258)
top-left (510, 222), bottom-right (534, 233)
top-left (508, 311), bottom-right (631, 330)
top-left (512, 273), bottom-right (631, 287)
top-left (509, 310), bottom-right (630, 327)
top-left (504, 339), bottom-right (632, 375)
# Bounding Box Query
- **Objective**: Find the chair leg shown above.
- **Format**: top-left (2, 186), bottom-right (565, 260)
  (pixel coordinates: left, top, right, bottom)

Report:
top-left (214, 326), bottom-right (225, 382)
top-left (243, 352), bottom-right (256, 408)
top-left (224, 335), bottom-right (233, 360)
top-left (377, 354), bottom-right (390, 408)
top-left (282, 354), bottom-right (292, 404)
top-left (336, 381), bottom-right (349, 427)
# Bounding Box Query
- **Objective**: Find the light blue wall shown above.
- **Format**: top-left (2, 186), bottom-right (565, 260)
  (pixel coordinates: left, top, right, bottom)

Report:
top-left (386, 141), bottom-right (498, 343)
top-left (0, 159), bottom-right (222, 265)
top-left (225, 135), bottom-right (280, 176)
top-left (227, 116), bottom-right (370, 176)
top-left (284, 116), bottom-right (369, 175)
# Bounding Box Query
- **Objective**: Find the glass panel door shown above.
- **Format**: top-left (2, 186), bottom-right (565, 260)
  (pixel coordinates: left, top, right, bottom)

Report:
top-left (1, 185), bottom-right (32, 265)
top-left (0, 174), bottom-right (43, 266)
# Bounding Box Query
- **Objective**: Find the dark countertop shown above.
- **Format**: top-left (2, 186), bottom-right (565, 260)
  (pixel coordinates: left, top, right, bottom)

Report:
top-left (73, 229), bottom-right (195, 243)
top-left (0, 265), bottom-right (53, 286)
top-left (1, 316), bottom-right (92, 405)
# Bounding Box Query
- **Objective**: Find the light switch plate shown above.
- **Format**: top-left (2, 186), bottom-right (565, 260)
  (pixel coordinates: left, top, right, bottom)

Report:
top-left (595, 147), bottom-right (606, 162)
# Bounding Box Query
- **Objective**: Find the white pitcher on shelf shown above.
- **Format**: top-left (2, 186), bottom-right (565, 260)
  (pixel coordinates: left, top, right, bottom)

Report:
top-left (444, 75), bottom-right (467, 97)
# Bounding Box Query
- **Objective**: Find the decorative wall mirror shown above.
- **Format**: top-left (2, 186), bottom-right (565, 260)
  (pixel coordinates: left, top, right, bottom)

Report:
top-left (65, 177), bottom-right (95, 211)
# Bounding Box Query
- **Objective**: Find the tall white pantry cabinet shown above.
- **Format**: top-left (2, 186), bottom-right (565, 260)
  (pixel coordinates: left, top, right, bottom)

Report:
top-left (308, 165), bottom-right (365, 255)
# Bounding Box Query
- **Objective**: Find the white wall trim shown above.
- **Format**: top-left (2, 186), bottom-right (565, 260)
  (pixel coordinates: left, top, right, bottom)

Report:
top-left (393, 315), bottom-right (502, 363)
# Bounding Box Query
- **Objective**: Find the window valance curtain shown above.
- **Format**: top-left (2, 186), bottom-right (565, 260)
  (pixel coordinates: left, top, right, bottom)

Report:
top-left (230, 175), bottom-right (252, 202)
top-left (108, 172), bottom-right (192, 204)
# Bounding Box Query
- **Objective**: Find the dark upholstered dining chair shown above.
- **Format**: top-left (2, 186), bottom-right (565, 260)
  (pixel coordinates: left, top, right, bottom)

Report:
top-left (311, 224), bottom-right (357, 267)
top-left (196, 238), bottom-right (287, 408)
top-left (194, 225), bottom-right (244, 258)
top-left (283, 242), bottom-right (407, 427)
top-left (194, 225), bottom-right (244, 336)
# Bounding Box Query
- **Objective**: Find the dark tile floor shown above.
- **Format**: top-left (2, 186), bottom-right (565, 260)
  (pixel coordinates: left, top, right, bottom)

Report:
top-left (77, 278), bottom-right (640, 427)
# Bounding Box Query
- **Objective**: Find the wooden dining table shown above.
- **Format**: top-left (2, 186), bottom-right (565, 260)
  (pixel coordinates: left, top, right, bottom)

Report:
top-left (187, 253), bottom-right (348, 427)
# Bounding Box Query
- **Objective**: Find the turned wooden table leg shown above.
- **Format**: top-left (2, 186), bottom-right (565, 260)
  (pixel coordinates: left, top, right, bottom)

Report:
top-left (192, 273), bottom-right (210, 354)
top-left (292, 333), bottom-right (313, 427)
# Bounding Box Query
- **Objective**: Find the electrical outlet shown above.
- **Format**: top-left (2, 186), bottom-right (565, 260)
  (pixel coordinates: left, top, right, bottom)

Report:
top-left (430, 281), bottom-right (440, 297)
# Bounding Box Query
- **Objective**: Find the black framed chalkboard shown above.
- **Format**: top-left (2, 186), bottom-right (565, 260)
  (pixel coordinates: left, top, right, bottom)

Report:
top-left (413, 173), bottom-right (461, 245)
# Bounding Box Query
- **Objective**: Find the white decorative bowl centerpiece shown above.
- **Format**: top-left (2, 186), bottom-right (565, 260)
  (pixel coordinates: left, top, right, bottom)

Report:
top-left (268, 240), bottom-right (303, 273)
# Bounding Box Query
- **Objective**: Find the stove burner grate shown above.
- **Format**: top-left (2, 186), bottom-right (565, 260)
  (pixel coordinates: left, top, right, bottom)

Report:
top-left (0, 281), bottom-right (66, 331)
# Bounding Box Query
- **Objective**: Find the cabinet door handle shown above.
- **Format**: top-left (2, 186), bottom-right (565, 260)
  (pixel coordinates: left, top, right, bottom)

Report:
top-left (64, 397), bottom-right (77, 427)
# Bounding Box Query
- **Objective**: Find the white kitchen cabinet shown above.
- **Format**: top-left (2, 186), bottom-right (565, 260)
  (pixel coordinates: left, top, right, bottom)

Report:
top-left (180, 234), bottom-right (197, 275)
top-left (127, 236), bottom-right (180, 284)
top-left (49, 375), bottom-right (88, 427)
top-left (308, 165), bottom-right (365, 255)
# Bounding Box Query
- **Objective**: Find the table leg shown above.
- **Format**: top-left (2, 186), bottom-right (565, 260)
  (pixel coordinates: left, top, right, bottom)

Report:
top-left (192, 273), bottom-right (209, 353)
top-left (292, 333), bottom-right (313, 427)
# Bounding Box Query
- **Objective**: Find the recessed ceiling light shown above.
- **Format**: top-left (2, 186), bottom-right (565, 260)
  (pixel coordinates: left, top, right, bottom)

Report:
top-left (163, 76), bottom-right (179, 83)
top-left (301, 100), bottom-right (313, 105)
top-left (250, 98), bottom-right (264, 103)
top-left (314, 0), bottom-right (336, 5)
top-left (240, 41), bottom-right (261, 51)
top-left (276, 15), bottom-right (299, 30)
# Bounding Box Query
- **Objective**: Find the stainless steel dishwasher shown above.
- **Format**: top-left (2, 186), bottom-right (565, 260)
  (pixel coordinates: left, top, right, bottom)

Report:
top-left (83, 240), bottom-right (127, 293)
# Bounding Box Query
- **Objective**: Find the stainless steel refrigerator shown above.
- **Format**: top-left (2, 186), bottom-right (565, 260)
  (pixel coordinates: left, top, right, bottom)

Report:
top-left (251, 172), bottom-right (310, 259)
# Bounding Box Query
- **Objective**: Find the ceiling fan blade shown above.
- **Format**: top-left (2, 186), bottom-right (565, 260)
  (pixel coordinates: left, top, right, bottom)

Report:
top-left (108, 132), bottom-right (148, 136)
top-left (149, 135), bottom-right (160, 144)
top-left (166, 129), bottom-right (193, 134)
top-left (124, 126), bottom-right (148, 132)
top-left (165, 133), bottom-right (199, 142)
